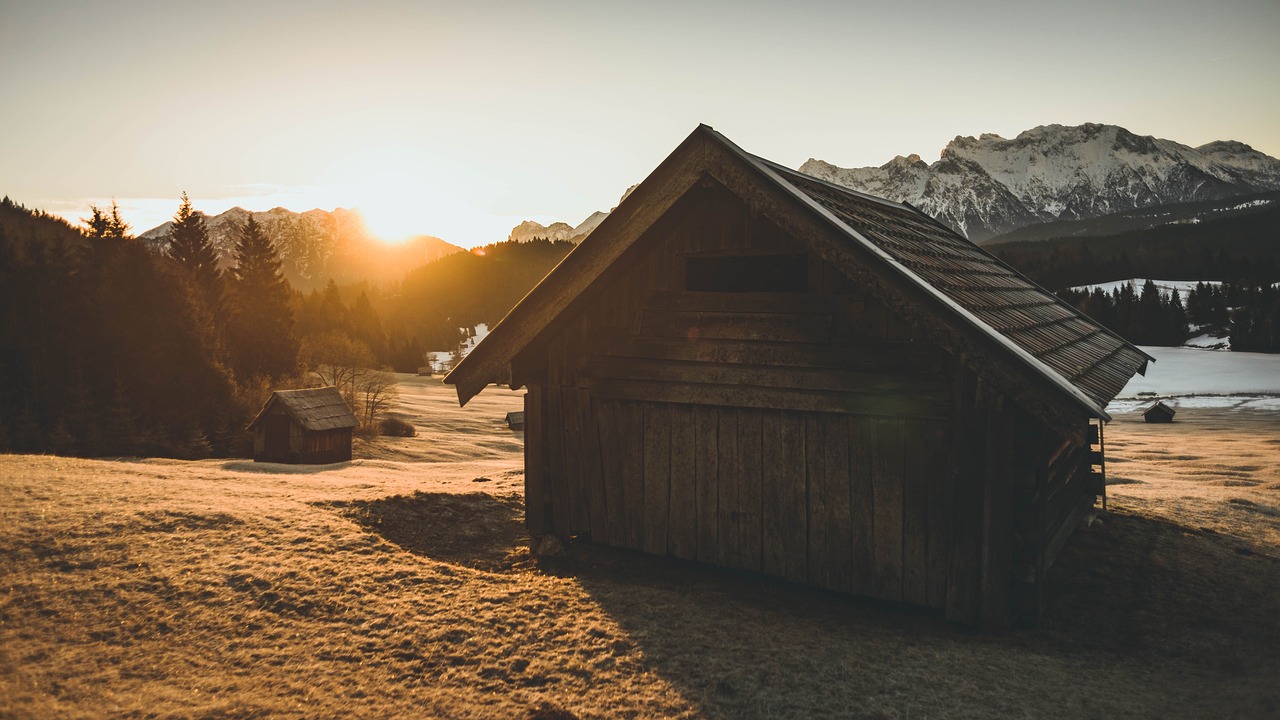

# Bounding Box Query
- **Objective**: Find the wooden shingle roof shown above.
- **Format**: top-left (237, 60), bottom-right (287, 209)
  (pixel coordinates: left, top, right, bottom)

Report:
top-left (247, 387), bottom-right (359, 431)
top-left (446, 125), bottom-right (1150, 421)
top-left (758, 159), bottom-right (1151, 412)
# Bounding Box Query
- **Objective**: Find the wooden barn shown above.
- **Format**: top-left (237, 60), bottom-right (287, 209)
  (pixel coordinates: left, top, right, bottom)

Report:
top-left (247, 387), bottom-right (359, 464)
top-left (1143, 400), bottom-right (1176, 423)
top-left (445, 125), bottom-right (1152, 628)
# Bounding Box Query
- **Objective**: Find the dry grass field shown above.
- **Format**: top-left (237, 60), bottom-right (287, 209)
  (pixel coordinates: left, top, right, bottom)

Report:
top-left (2, 375), bottom-right (1278, 719)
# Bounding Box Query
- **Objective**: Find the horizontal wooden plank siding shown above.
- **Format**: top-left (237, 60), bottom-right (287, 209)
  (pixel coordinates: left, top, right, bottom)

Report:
top-left (584, 377), bottom-right (947, 419)
top-left (582, 357), bottom-right (950, 396)
top-left (587, 335), bottom-right (948, 375)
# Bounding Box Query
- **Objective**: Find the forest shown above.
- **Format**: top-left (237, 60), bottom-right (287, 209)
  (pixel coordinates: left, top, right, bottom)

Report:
top-left (0, 197), bottom-right (572, 458)
top-left (2, 188), bottom-right (1274, 459)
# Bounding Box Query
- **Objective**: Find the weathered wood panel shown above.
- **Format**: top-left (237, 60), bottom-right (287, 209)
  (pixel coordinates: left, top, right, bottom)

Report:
top-left (980, 404), bottom-right (1016, 631)
top-left (760, 411), bottom-right (785, 578)
top-left (618, 401), bottom-right (646, 550)
top-left (946, 370), bottom-right (983, 624)
top-left (848, 415), bottom-right (876, 596)
top-left (736, 408), bottom-right (763, 572)
top-left (544, 378), bottom-right (571, 537)
top-left (560, 387), bottom-right (589, 535)
top-left (901, 419), bottom-right (930, 606)
top-left (693, 405), bottom-right (719, 564)
top-left (583, 357), bottom-right (950, 396)
top-left (596, 398), bottom-right (627, 547)
top-left (640, 309), bottom-right (832, 344)
top-left (586, 336), bottom-right (948, 376)
top-left (584, 377), bottom-right (947, 419)
top-left (524, 386), bottom-right (550, 536)
top-left (642, 403), bottom-right (671, 555)
top-left (717, 409), bottom-right (740, 568)
top-left (779, 412), bottom-right (808, 583)
top-left (925, 421), bottom-right (953, 611)
top-left (645, 290), bottom-right (864, 315)
top-left (804, 414), bottom-right (828, 588)
top-left (668, 404), bottom-right (697, 560)
top-left (823, 414), bottom-right (854, 593)
top-left (872, 417), bottom-right (904, 601)
top-left (579, 389), bottom-right (608, 542)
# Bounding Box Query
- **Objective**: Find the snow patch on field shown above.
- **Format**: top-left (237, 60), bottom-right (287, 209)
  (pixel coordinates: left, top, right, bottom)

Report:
top-left (1108, 345), bottom-right (1280, 411)
top-left (1073, 278), bottom-right (1219, 296)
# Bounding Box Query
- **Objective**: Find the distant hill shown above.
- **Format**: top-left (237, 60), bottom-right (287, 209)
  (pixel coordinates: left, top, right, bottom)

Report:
top-left (981, 192), bottom-right (1280, 246)
top-left (799, 123), bottom-right (1280, 242)
top-left (0, 196), bottom-right (86, 259)
top-left (386, 238), bottom-right (576, 346)
top-left (989, 196), bottom-right (1280, 289)
top-left (139, 207), bottom-right (465, 290)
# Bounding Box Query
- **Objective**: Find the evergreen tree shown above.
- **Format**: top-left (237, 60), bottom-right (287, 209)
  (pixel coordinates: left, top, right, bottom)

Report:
top-left (166, 192), bottom-right (222, 302)
top-left (83, 201), bottom-right (130, 240)
top-left (227, 216), bottom-right (298, 380)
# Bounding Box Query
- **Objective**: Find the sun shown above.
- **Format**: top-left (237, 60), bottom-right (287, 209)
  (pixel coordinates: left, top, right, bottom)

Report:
top-left (356, 194), bottom-right (426, 244)
top-left (330, 146), bottom-right (438, 245)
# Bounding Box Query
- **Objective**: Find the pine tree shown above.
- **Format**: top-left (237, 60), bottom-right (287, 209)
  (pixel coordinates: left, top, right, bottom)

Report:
top-left (83, 201), bottom-right (130, 240)
top-left (227, 216), bottom-right (298, 380)
top-left (166, 192), bottom-right (221, 301)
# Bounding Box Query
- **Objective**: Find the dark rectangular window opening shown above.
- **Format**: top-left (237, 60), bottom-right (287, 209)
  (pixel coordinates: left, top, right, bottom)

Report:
top-left (685, 253), bottom-right (808, 293)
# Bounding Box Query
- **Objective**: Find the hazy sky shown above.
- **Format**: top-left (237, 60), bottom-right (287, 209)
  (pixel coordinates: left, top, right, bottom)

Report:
top-left (3, 0), bottom-right (1278, 247)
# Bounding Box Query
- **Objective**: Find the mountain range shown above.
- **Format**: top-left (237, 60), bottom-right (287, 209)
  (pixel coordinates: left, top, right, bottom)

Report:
top-left (799, 123), bottom-right (1280, 243)
top-left (506, 185), bottom-right (637, 244)
top-left (140, 207), bottom-right (463, 290)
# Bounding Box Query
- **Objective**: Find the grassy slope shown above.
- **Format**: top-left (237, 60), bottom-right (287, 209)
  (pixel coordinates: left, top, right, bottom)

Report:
top-left (1, 379), bottom-right (1278, 719)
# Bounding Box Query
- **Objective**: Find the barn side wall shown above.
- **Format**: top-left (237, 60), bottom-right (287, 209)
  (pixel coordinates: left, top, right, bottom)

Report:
top-left (301, 428), bottom-right (354, 464)
top-left (516, 181), bottom-right (1097, 626)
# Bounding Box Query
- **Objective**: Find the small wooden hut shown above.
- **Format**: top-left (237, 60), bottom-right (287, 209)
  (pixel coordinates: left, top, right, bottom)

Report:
top-left (445, 125), bottom-right (1152, 628)
top-left (1143, 401), bottom-right (1176, 423)
top-left (247, 387), bottom-right (359, 464)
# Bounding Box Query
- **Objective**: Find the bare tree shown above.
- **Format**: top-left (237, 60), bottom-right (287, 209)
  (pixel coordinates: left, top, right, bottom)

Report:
top-left (356, 369), bottom-right (398, 427)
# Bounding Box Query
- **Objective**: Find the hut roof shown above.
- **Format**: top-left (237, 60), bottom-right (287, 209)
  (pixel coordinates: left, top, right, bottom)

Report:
top-left (247, 387), bottom-right (359, 431)
top-left (445, 125), bottom-right (1151, 421)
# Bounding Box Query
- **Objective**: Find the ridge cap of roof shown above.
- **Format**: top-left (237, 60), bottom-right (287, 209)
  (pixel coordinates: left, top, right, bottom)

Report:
top-left (699, 125), bottom-right (1119, 420)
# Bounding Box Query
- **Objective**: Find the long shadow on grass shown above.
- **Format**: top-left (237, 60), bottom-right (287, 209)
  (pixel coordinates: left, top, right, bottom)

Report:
top-left (548, 506), bottom-right (1280, 717)
top-left (222, 460), bottom-right (355, 475)
top-left (331, 491), bottom-right (531, 572)
top-left (335, 492), bottom-right (1280, 718)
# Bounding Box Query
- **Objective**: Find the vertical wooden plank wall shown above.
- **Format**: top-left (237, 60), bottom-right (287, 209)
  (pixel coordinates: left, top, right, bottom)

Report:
top-left (520, 181), bottom-right (984, 618)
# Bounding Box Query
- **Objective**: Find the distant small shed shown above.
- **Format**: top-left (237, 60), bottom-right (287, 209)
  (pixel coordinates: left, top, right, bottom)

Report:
top-left (247, 387), bottom-right (359, 464)
top-left (506, 411), bottom-right (525, 430)
top-left (1143, 401), bottom-right (1176, 423)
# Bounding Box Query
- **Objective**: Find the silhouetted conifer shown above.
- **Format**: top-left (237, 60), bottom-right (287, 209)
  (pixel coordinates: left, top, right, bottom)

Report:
top-left (227, 216), bottom-right (298, 380)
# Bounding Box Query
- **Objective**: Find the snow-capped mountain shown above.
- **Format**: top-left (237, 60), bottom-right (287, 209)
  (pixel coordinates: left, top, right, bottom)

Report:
top-left (140, 207), bottom-right (462, 289)
top-left (507, 184), bottom-right (638, 244)
top-left (800, 123), bottom-right (1280, 242)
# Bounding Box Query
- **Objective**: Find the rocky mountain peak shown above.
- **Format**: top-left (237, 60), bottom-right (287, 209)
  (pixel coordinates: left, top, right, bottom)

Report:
top-left (802, 123), bottom-right (1280, 242)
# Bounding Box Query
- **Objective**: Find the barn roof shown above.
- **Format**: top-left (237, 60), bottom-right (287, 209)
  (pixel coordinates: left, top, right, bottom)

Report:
top-left (446, 125), bottom-right (1150, 421)
top-left (247, 387), bottom-right (359, 431)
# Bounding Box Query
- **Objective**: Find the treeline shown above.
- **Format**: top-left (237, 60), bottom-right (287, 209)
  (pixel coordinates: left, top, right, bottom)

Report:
top-left (991, 200), bottom-right (1280, 290)
top-left (384, 237), bottom-right (576, 347)
top-left (1057, 279), bottom-right (1280, 352)
top-left (1057, 281), bottom-right (1189, 346)
top-left (0, 195), bottom-right (296, 457)
top-left (1187, 282), bottom-right (1280, 353)
top-left (0, 196), bottom-right (578, 458)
